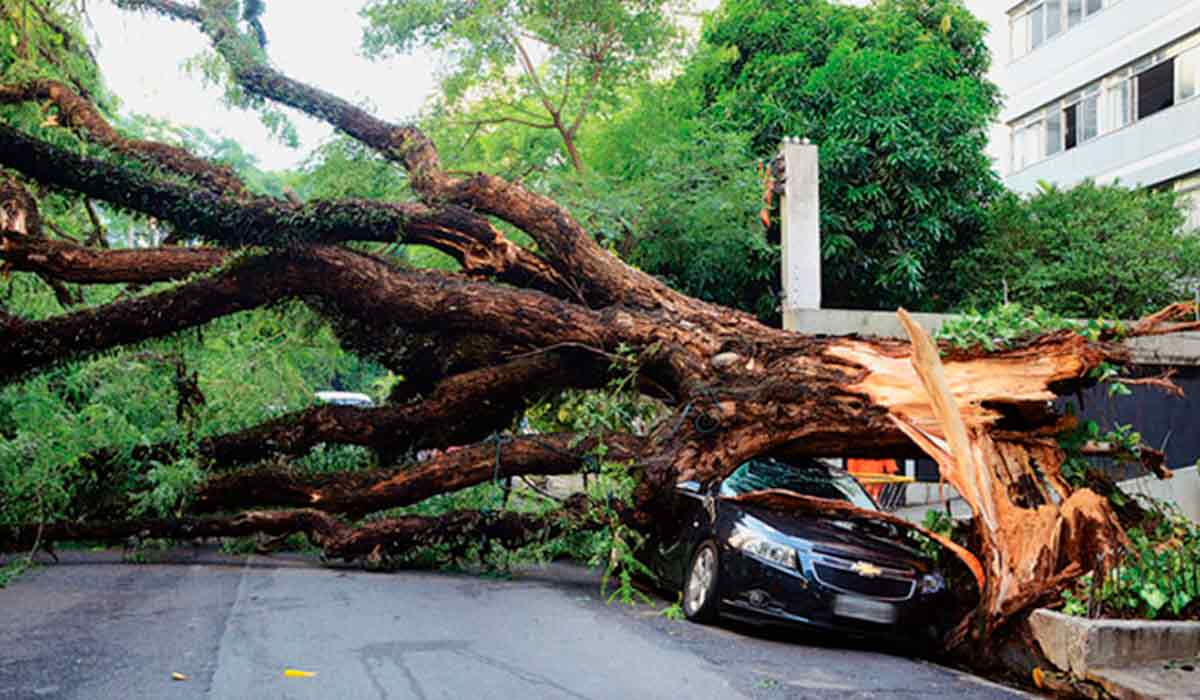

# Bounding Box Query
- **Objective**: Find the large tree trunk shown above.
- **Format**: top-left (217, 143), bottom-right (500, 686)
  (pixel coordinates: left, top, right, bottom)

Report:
top-left (2, 0), bottom-right (1197, 675)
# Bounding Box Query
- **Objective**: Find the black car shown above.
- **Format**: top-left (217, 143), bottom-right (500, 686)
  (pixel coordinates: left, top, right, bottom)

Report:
top-left (642, 457), bottom-right (951, 643)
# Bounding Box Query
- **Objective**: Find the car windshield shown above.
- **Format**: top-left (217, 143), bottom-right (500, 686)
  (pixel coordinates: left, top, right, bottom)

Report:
top-left (719, 458), bottom-right (877, 511)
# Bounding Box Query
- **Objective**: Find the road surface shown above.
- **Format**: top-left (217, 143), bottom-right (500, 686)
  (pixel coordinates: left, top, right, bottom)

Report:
top-left (0, 547), bottom-right (1034, 699)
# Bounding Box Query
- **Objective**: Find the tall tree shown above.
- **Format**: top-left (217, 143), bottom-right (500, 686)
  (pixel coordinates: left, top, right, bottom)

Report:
top-left (0, 0), bottom-right (1195, 677)
top-left (360, 0), bottom-right (689, 173)
top-left (694, 0), bottom-right (1001, 309)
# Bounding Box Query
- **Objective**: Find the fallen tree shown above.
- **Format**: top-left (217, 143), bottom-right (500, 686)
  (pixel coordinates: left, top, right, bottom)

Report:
top-left (2, 0), bottom-right (1197, 673)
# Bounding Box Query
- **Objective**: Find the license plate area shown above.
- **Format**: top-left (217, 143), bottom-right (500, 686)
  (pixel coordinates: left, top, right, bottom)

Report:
top-left (834, 595), bottom-right (897, 624)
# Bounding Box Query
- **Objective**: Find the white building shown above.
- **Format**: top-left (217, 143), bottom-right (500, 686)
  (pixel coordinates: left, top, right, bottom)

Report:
top-left (969, 0), bottom-right (1200, 227)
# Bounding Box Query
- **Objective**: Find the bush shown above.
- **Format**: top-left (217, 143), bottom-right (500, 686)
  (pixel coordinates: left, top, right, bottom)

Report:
top-left (1061, 501), bottom-right (1200, 621)
top-left (953, 182), bottom-right (1200, 319)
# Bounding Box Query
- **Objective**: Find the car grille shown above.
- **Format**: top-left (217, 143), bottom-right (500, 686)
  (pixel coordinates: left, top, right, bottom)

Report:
top-left (811, 558), bottom-right (915, 601)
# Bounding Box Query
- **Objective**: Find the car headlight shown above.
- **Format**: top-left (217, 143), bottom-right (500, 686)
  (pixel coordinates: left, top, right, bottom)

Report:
top-left (919, 572), bottom-right (946, 595)
top-left (738, 537), bottom-right (797, 569)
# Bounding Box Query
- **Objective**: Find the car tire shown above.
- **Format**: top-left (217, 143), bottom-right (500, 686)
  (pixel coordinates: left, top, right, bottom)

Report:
top-left (683, 541), bottom-right (720, 623)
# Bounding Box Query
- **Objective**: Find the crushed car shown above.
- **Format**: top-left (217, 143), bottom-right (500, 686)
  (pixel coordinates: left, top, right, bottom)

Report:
top-left (641, 457), bottom-right (955, 644)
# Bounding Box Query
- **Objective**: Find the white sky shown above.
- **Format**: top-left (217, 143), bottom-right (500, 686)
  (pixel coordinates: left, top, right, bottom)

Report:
top-left (90, 1), bottom-right (439, 170)
top-left (90, 0), bottom-right (721, 171)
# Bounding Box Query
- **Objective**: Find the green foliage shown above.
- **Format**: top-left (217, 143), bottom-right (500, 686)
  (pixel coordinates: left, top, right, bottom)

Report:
top-left (1, 2), bottom-right (106, 108)
top-left (365, 349), bottom-right (660, 606)
top-left (953, 182), bottom-right (1200, 319)
top-left (177, 7), bottom-right (298, 147)
top-left (526, 343), bottom-right (666, 437)
top-left (294, 445), bottom-right (377, 475)
top-left (0, 297), bottom-right (387, 528)
top-left (935, 302), bottom-right (1122, 352)
top-left (582, 458), bottom-right (655, 605)
top-left (1060, 502), bottom-right (1200, 620)
top-left (1058, 414), bottom-right (1144, 489)
top-left (0, 557), bottom-right (33, 588)
top-left (117, 113), bottom-right (287, 197)
top-left (291, 136), bottom-right (408, 202)
top-left (131, 456), bottom-right (204, 518)
top-left (659, 595), bottom-right (685, 621)
top-left (921, 508), bottom-right (953, 539)
top-left (693, 0), bottom-right (1001, 309)
top-left (399, 3), bottom-right (774, 319)
top-left (562, 90), bottom-right (778, 318)
top-left (287, 136), bottom-right (458, 272)
top-left (363, 0), bottom-right (689, 170)
top-left (917, 508), bottom-right (954, 560)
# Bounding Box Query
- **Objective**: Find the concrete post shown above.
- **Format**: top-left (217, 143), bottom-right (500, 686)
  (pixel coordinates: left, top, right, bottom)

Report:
top-left (779, 138), bottom-right (821, 329)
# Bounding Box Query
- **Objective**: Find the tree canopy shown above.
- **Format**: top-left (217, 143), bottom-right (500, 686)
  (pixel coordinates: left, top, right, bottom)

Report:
top-left (692, 0), bottom-right (1001, 309)
top-left (361, 0), bottom-right (689, 173)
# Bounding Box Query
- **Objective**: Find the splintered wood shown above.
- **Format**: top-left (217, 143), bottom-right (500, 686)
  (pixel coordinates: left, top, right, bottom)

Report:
top-left (872, 310), bottom-right (1128, 639)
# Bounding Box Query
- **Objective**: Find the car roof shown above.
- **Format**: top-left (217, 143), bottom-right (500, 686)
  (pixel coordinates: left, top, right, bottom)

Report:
top-left (315, 391), bottom-right (374, 406)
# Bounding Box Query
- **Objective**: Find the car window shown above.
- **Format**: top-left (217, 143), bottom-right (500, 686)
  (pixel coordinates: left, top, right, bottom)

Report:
top-left (719, 458), bottom-right (877, 511)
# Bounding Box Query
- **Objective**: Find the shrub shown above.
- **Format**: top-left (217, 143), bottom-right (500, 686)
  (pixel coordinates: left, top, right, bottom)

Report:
top-left (953, 182), bottom-right (1200, 319)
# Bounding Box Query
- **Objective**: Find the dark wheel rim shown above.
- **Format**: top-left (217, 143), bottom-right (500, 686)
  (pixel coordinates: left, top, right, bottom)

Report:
top-left (686, 546), bottom-right (715, 614)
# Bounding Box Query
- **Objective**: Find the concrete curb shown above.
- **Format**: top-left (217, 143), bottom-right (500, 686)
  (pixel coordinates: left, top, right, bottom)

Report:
top-left (1029, 609), bottom-right (1200, 676)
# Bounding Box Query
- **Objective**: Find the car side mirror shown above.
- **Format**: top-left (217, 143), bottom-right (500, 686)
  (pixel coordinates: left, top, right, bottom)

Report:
top-left (676, 480), bottom-right (702, 494)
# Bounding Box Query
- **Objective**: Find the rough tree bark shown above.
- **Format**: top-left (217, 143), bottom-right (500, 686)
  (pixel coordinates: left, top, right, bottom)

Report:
top-left (1, 0), bottom-right (1197, 672)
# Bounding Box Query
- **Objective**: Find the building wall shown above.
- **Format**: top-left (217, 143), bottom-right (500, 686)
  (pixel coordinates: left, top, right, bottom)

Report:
top-left (973, 0), bottom-right (1200, 195)
top-left (1005, 94), bottom-right (1200, 192)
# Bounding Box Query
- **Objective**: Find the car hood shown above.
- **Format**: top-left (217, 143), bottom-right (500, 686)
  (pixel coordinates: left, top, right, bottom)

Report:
top-left (731, 504), bottom-right (930, 573)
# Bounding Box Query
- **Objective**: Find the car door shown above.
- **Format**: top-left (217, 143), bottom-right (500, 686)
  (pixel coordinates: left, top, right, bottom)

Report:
top-left (655, 481), bottom-right (716, 589)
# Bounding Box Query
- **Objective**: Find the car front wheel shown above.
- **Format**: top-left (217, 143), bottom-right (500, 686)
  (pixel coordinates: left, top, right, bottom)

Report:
top-left (683, 541), bottom-right (720, 623)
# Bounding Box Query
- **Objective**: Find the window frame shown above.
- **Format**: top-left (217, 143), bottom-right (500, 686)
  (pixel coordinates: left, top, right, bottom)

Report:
top-left (1008, 26), bottom-right (1200, 173)
top-left (1174, 41), bottom-right (1200, 103)
top-left (1012, 110), bottom-right (1047, 172)
top-left (1011, 0), bottom-right (1116, 60)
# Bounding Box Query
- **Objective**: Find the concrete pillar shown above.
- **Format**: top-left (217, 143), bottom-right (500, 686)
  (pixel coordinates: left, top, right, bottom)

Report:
top-left (779, 138), bottom-right (821, 329)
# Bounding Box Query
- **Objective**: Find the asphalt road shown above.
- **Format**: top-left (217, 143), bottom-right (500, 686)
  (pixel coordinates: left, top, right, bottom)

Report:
top-left (0, 547), bottom-right (1035, 699)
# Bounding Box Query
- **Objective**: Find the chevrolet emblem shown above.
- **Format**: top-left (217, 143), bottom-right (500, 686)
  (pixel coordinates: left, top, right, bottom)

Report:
top-left (850, 561), bottom-right (883, 578)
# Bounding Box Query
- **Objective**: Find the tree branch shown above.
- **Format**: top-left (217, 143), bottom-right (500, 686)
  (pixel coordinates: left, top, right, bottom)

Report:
top-left (194, 433), bottom-right (642, 517)
top-left (566, 39), bottom-right (615, 139)
top-left (1, 497), bottom-right (600, 564)
top-left (190, 350), bottom-right (609, 468)
top-left (0, 80), bottom-right (249, 195)
top-left (460, 115), bottom-right (557, 130)
top-left (0, 245), bottom-right (618, 385)
top-left (1, 231), bottom-right (227, 283)
top-left (111, 0), bottom-right (680, 309)
top-left (0, 251), bottom-right (281, 384)
top-left (511, 35), bottom-right (560, 121)
top-left (0, 125), bottom-right (569, 294)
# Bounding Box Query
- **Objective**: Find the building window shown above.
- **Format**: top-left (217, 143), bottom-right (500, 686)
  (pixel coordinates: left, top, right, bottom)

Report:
top-left (1138, 60), bottom-right (1176, 119)
top-left (1106, 68), bottom-right (1135, 131)
top-left (1011, 32), bottom-right (1199, 172)
top-left (1075, 86), bottom-right (1101, 143)
top-left (1013, 84), bottom-right (1100, 170)
top-left (1179, 46), bottom-right (1199, 102)
top-left (1046, 108), bottom-right (1063, 156)
top-left (1012, 0), bottom-right (1114, 60)
top-left (1013, 114), bottom-right (1045, 171)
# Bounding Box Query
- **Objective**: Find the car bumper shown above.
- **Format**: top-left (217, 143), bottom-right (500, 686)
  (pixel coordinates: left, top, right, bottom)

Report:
top-left (717, 548), bottom-right (945, 642)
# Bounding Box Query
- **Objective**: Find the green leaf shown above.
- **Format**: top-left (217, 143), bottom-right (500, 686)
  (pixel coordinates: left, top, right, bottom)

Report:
top-left (1139, 584), bottom-right (1169, 613)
